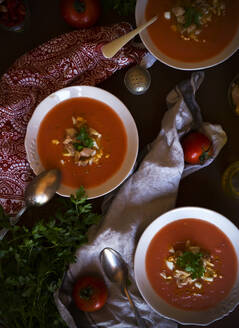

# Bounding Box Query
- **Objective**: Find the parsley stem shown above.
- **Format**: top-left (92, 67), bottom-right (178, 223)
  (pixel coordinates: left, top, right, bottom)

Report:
top-left (0, 261), bottom-right (3, 279)
top-left (8, 232), bottom-right (31, 245)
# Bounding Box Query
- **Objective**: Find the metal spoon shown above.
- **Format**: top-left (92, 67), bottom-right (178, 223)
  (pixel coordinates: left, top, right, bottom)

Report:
top-left (102, 16), bottom-right (158, 59)
top-left (0, 168), bottom-right (61, 240)
top-left (100, 248), bottom-right (146, 328)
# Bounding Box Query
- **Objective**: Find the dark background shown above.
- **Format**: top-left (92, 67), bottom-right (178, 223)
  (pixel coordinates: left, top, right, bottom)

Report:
top-left (0, 0), bottom-right (239, 327)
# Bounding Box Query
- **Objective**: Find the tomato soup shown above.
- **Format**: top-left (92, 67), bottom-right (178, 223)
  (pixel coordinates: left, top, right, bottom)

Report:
top-left (145, 0), bottom-right (239, 62)
top-left (37, 97), bottom-right (127, 189)
top-left (146, 219), bottom-right (238, 310)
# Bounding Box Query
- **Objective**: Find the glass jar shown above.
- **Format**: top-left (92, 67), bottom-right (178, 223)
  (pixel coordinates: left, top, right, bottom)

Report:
top-left (228, 73), bottom-right (239, 116)
top-left (0, 0), bottom-right (30, 32)
top-left (222, 161), bottom-right (239, 199)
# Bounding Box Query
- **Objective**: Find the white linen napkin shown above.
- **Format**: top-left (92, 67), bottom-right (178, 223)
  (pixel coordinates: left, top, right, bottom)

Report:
top-left (55, 71), bottom-right (227, 328)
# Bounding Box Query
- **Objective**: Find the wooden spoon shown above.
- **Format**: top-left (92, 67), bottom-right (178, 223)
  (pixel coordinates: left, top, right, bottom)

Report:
top-left (102, 16), bottom-right (158, 59)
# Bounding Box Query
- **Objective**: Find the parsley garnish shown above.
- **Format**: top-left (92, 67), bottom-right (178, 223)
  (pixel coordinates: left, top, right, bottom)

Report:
top-left (0, 187), bottom-right (101, 328)
top-left (76, 126), bottom-right (94, 148)
top-left (176, 251), bottom-right (205, 279)
top-left (184, 7), bottom-right (202, 28)
top-left (73, 142), bottom-right (84, 151)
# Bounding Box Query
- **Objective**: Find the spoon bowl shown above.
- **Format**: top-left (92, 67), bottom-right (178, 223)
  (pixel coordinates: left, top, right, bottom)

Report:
top-left (100, 248), bottom-right (128, 290)
top-left (25, 168), bottom-right (62, 207)
top-left (100, 247), bottom-right (146, 328)
top-left (0, 168), bottom-right (61, 240)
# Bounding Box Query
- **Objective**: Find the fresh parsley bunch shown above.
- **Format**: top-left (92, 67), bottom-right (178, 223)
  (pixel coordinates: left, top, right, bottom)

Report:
top-left (102, 0), bottom-right (136, 17)
top-left (0, 187), bottom-right (101, 328)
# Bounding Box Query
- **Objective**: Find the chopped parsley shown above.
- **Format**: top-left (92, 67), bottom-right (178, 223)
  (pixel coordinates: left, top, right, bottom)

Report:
top-left (176, 251), bottom-right (205, 279)
top-left (76, 126), bottom-right (94, 149)
top-left (73, 143), bottom-right (84, 151)
top-left (184, 7), bottom-right (202, 28)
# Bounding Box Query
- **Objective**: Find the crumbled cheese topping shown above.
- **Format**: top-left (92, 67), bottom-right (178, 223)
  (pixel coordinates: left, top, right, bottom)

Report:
top-left (52, 139), bottom-right (60, 145)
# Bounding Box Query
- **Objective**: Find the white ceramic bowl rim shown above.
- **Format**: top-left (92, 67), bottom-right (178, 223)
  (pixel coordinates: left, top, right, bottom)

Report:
top-left (135, 0), bottom-right (239, 70)
top-left (134, 206), bottom-right (239, 325)
top-left (25, 86), bottom-right (139, 199)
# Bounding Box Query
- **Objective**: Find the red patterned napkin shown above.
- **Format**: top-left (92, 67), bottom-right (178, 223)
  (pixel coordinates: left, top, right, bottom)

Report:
top-left (0, 23), bottom-right (147, 214)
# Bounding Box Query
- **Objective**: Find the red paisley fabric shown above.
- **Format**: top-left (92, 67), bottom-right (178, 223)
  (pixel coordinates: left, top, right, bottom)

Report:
top-left (0, 23), bottom-right (146, 214)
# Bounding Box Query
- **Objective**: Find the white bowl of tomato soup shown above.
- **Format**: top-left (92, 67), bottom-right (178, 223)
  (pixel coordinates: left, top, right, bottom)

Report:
top-left (25, 86), bottom-right (138, 198)
top-left (134, 207), bottom-right (239, 325)
top-left (136, 0), bottom-right (239, 70)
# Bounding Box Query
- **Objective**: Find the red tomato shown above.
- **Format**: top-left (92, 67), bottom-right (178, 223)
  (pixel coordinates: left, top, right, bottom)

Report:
top-left (181, 131), bottom-right (212, 165)
top-left (72, 275), bottom-right (108, 312)
top-left (60, 0), bottom-right (101, 28)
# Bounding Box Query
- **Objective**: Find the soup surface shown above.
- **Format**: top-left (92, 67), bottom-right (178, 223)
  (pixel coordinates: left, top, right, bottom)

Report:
top-left (37, 97), bottom-right (127, 189)
top-left (145, 0), bottom-right (239, 62)
top-left (146, 218), bottom-right (238, 310)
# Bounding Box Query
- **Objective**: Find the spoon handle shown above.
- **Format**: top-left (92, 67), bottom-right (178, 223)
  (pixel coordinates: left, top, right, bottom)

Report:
top-left (0, 206), bottom-right (27, 240)
top-left (102, 16), bottom-right (158, 59)
top-left (124, 286), bottom-right (147, 328)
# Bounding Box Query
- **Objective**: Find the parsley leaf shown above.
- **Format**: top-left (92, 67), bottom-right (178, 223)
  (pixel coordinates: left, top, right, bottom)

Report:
top-left (184, 7), bottom-right (202, 28)
top-left (76, 126), bottom-right (94, 148)
top-left (176, 251), bottom-right (205, 279)
top-left (0, 186), bottom-right (101, 328)
top-left (73, 143), bottom-right (84, 151)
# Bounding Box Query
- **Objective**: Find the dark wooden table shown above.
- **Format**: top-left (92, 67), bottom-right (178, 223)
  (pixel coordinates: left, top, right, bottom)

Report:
top-left (0, 1), bottom-right (238, 327)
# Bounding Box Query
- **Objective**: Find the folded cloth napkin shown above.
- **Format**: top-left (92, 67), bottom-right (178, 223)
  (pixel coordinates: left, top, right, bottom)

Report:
top-left (0, 22), bottom-right (147, 214)
top-left (55, 72), bottom-right (227, 328)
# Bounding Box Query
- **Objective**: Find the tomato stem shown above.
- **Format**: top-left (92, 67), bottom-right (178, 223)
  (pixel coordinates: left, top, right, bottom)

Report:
top-left (79, 285), bottom-right (93, 300)
top-left (199, 147), bottom-right (212, 165)
top-left (74, 0), bottom-right (85, 13)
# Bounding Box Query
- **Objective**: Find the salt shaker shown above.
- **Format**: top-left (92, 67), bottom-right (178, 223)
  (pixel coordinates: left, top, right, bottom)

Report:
top-left (124, 65), bottom-right (151, 95)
